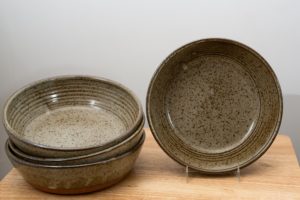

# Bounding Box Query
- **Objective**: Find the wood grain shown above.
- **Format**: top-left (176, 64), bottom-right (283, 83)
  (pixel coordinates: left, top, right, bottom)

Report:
top-left (1, 128), bottom-right (300, 199)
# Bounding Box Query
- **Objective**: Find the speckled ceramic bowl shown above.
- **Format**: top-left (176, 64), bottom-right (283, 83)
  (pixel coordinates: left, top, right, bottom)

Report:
top-left (8, 120), bottom-right (144, 165)
top-left (5, 132), bottom-right (145, 194)
top-left (147, 38), bottom-right (283, 174)
top-left (3, 76), bottom-right (143, 158)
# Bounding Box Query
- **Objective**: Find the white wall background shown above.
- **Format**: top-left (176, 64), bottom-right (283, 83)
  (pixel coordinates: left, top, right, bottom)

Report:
top-left (0, 0), bottom-right (299, 178)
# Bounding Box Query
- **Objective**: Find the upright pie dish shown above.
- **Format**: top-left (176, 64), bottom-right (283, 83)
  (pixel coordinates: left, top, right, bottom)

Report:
top-left (146, 38), bottom-right (283, 174)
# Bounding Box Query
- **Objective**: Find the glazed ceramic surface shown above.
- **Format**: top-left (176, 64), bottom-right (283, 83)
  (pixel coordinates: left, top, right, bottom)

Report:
top-left (3, 76), bottom-right (143, 157)
top-left (5, 133), bottom-right (145, 194)
top-left (147, 38), bottom-right (283, 174)
top-left (8, 121), bottom-right (144, 165)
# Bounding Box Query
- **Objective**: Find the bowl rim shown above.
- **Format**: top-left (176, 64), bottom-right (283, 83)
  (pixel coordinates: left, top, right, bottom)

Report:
top-left (3, 75), bottom-right (144, 151)
top-left (8, 118), bottom-right (144, 162)
top-left (146, 38), bottom-right (283, 173)
top-left (6, 131), bottom-right (145, 168)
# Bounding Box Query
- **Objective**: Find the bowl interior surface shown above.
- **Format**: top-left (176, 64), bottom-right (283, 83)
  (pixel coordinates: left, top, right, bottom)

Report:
top-left (147, 39), bottom-right (282, 172)
top-left (165, 55), bottom-right (260, 153)
top-left (5, 76), bottom-right (142, 149)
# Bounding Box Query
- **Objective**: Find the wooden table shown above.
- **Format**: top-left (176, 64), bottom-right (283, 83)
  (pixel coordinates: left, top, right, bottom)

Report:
top-left (1, 129), bottom-right (300, 199)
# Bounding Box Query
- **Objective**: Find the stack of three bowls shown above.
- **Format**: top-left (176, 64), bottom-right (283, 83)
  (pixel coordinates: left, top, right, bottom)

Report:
top-left (3, 76), bottom-right (145, 194)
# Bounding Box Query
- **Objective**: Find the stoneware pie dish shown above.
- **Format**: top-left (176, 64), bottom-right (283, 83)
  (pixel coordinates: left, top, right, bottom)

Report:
top-left (3, 76), bottom-right (143, 158)
top-left (146, 38), bottom-right (283, 174)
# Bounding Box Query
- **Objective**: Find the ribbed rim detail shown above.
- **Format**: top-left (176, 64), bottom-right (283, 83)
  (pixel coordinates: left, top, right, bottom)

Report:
top-left (3, 75), bottom-right (143, 151)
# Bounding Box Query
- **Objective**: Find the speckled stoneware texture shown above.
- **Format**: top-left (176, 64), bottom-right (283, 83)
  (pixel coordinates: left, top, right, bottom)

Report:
top-left (5, 133), bottom-right (145, 194)
top-left (147, 38), bottom-right (283, 174)
top-left (3, 76), bottom-right (143, 158)
top-left (8, 120), bottom-right (145, 165)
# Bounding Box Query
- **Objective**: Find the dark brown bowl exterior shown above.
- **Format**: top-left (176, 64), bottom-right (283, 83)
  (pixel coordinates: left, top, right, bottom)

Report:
top-left (3, 76), bottom-right (143, 158)
top-left (146, 38), bottom-right (283, 174)
top-left (5, 133), bottom-right (145, 194)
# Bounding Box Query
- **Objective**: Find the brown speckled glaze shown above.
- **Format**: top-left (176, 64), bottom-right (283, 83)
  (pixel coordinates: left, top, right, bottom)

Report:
top-left (8, 119), bottom-right (145, 165)
top-left (166, 55), bottom-right (260, 153)
top-left (23, 106), bottom-right (127, 148)
top-left (147, 38), bottom-right (283, 174)
top-left (5, 133), bottom-right (145, 194)
top-left (3, 76), bottom-right (143, 158)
